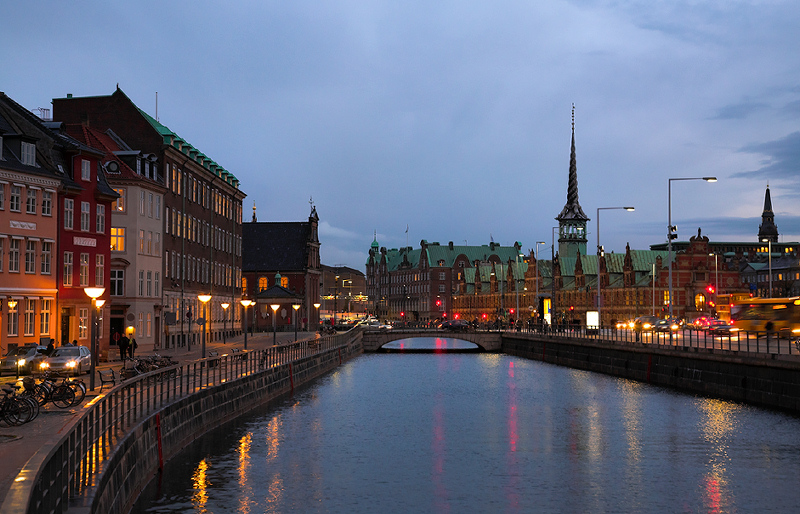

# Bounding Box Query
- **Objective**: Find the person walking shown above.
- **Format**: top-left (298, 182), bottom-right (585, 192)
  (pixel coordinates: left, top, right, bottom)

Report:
top-left (119, 334), bottom-right (130, 362)
top-left (129, 337), bottom-right (138, 359)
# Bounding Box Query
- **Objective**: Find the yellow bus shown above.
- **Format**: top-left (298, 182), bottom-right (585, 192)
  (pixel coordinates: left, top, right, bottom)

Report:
top-left (730, 297), bottom-right (800, 337)
top-left (716, 293), bottom-right (751, 322)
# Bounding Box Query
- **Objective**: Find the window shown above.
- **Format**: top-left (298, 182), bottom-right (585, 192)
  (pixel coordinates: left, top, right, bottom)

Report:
top-left (64, 198), bottom-right (74, 229)
top-left (110, 227), bottom-right (126, 252)
top-left (26, 189), bottom-right (36, 214)
top-left (21, 141), bottom-right (35, 166)
top-left (24, 299), bottom-right (35, 336)
top-left (439, 272), bottom-right (446, 280)
top-left (95, 254), bottom-right (104, 286)
top-left (147, 313), bottom-right (152, 337)
top-left (259, 277), bottom-right (267, 291)
top-left (25, 240), bottom-right (35, 274)
top-left (79, 253), bottom-right (89, 286)
top-left (6, 302), bottom-right (18, 336)
top-left (96, 204), bottom-right (105, 233)
top-left (139, 229), bottom-right (145, 254)
top-left (147, 271), bottom-right (152, 296)
top-left (9, 239), bottom-right (20, 272)
top-left (110, 269), bottom-right (124, 296)
top-left (113, 188), bottom-right (125, 212)
top-left (139, 270), bottom-right (144, 296)
top-left (63, 252), bottom-right (73, 286)
top-left (42, 191), bottom-right (52, 216)
top-left (0, 238), bottom-right (4, 272)
top-left (10, 185), bottom-right (21, 212)
top-left (78, 308), bottom-right (88, 339)
top-left (81, 159), bottom-right (91, 181)
top-left (146, 231), bottom-right (152, 254)
top-left (40, 299), bottom-right (51, 336)
top-left (242, 276), bottom-right (247, 292)
top-left (41, 242), bottom-right (51, 274)
top-left (281, 276), bottom-right (288, 288)
top-left (139, 191), bottom-right (145, 215)
top-left (81, 201), bottom-right (90, 231)
top-left (138, 312), bottom-right (144, 338)
top-left (148, 192), bottom-right (153, 217)
top-left (155, 272), bottom-right (160, 297)
top-left (155, 196), bottom-right (161, 219)
top-left (154, 233), bottom-right (161, 254)
top-left (439, 284), bottom-right (446, 293)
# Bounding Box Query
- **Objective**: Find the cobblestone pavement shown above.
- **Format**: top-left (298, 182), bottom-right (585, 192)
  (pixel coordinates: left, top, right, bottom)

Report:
top-left (0, 330), bottom-right (316, 506)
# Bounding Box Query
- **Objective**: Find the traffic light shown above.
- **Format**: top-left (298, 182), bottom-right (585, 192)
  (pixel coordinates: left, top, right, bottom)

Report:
top-left (509, 308), bottom-right (515, 315)
top-left (706, 285), bottom-right (715, 294)
top-left (400, 311), bottom-right (405, 318)
top-left (668, 225), bottom-right (678, 240)
top-left (435, 299), bottom-right (441, 307)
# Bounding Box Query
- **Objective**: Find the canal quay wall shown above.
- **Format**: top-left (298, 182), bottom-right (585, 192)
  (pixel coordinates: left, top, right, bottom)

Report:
top-left (91, 338), bottom-right (363, 514)
top-left (502, 333), bottom-right (800, 413)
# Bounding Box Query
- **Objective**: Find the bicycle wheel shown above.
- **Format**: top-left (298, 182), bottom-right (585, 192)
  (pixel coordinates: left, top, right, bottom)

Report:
top-left (52, 385), bottom-right (76, 408)
top-left (68, 381), bottom-right (86, 405)
top-left (1, 399), bottom-right (22, 426)
top-left (14, 396), bottom-right (37, 424)
top-left (21, 395), bottom-right (39, 422)
top-left (34, 383), bottom-right (51, 407)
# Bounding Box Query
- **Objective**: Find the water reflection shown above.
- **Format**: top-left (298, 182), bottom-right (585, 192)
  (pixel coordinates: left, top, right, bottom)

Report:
top-left (698, 398), bottom-right (739, 513)
top-left (383, 337), bottom-right (478, 350)
top-left (191, 459), bottom-right (209, 512)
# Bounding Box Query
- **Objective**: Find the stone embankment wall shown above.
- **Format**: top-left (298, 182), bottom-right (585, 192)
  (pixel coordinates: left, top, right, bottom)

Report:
top-left (502, 334), bottom-right (800, 412)
top-left (90, 341), bottom-right (363, 514)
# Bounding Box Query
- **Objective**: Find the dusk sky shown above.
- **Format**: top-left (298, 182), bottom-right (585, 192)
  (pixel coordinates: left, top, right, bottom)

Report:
top-left (3, 1), bottom-right (799, 271)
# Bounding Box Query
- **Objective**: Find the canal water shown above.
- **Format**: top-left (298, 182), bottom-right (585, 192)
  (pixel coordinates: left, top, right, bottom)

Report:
top-left (133, 337), bottom-right (800, 513)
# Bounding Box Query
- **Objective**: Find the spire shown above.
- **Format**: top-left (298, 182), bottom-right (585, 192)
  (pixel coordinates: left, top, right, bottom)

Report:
top-left (557, 104), bottom-right (589, 222)
top-left (758, 185), bottom-right (778, 243)
top-left (252, 200), bottom-right (257, 222)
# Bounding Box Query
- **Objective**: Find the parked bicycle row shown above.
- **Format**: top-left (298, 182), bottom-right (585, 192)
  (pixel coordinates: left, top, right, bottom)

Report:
top-left (1, 371), bottom-right (87, 426)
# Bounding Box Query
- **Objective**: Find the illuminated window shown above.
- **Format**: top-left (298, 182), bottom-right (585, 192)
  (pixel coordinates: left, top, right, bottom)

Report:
top-left (259, 276), bottom-right (268, 291)
top-left (79, 253), bottom-right (89, 286)
top-left (113, 188), bottom-right (126, 212)
top-left (111, 227), bottom-right (126, 252)
top-left (695, 294), bottom-right (706, 311)
top-left (24, 299), bottom-right (35, 336)
top-left (79, 308), bottom-right (88, 339)
top-left (241, 276), bottom-right (248, 291)
top-left (281, 276), bottom-right (288, 288)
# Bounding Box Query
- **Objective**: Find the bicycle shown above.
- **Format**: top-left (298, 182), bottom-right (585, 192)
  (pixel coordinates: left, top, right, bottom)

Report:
top-left (1, 385), bottom-right (39, 425)
top-left (26, 373), bottom-right (77, 408)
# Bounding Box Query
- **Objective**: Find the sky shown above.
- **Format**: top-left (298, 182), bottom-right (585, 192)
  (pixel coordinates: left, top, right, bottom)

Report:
top-left (3, 1), bottom-right (799, 271)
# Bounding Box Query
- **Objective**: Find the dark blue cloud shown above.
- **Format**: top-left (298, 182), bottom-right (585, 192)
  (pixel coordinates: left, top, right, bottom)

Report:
top-left (733, 132), bottom-right (800, 182)
top-left (710, 101), bottom-right (770, 120)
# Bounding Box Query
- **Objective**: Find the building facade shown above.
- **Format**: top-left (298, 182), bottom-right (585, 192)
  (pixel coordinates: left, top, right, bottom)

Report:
top-left (53, 88), bottom-right (246, 351)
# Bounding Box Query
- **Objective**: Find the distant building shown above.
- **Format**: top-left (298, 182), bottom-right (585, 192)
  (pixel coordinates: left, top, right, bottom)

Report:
top-left (320, 265), bottom-right (367, 321)
top-left (241, 204), bottom-right (321, 331)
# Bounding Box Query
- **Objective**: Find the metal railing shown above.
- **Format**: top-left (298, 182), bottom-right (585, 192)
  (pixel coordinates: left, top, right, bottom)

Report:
top-left (13, 331), bottom-right (355, 514)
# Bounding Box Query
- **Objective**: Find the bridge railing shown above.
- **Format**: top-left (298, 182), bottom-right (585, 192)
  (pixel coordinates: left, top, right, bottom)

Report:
top-left (6, 330), bottom-right (358, 514)
top-left (512, 324), bottom-right (800, 356)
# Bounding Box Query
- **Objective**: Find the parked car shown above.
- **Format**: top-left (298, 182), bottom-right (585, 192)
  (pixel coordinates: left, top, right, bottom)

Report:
top-left (39, 346), bottom-right (92, 376)
top-left (0, 345), bottom-right (47, 376)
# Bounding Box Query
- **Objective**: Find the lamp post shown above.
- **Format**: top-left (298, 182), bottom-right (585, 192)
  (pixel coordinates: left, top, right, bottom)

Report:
top-left (668, 177), bottom-right (717, 318)
top-left (596, 206), bottom-right (634, 329)
top-left (198, 294), bottom-right (211, 359)
top-left (84, 287), bottom-right (105, 391)
top-left (271, 304), bottom-right (280, 346)
top-left (761, 239), bottom-right (772, 297)
top-left (8, 300), bottom-right (19, 378)
top-left (293, 303), bottom-right (301, 341)
top-left (535, 241), bottom-right (546, 322)
top-left (240, 299), bottom-right (254, 349)
top-left (313, 302), bottom-right (321, 330)
top-left (552, 226), bottom-right (558, 326)
top-left (220, 303), bottom-right (230, 344)
top-left (708, 253), bottom-right (719, 313)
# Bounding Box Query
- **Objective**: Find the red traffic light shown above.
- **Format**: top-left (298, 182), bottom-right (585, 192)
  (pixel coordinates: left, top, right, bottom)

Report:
top-left (509, 309), bottom-right (515, 315)
top-left (400, 311), bottom-right (405, 318)
top-left (436, 299), bottom-right (441, 306)
top-left (706, 285), bottom-right (715, 294)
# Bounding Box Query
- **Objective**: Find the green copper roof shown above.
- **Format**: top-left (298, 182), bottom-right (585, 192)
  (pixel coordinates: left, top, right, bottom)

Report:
top-left (137, 107), bottom-right (240, 189)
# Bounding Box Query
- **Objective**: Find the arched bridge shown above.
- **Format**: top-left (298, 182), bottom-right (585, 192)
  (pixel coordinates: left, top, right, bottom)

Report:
top-left (361, 329), bottom-right (502, 352)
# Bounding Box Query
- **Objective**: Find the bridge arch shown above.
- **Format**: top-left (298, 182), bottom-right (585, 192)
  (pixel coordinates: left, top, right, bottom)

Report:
top-left (361, 330), bottom-right (502, 352)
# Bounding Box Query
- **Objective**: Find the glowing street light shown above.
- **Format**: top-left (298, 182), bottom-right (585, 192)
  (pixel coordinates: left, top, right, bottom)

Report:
top-left (221, 302), bottom-right (230, 344)
top-left (198, 294), bottom-right (212, 359)
top-left (293, 303), bottom-right (301, 341)
top-left (271, 304), bottom-right (280, 346)
top-left (240, 299), bottom-right (254, 350)
top-left (84, 287), bottom-right (106, 390)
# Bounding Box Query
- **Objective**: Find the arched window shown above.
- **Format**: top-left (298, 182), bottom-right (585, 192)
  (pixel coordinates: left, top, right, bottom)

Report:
top-left (695, 293), bottom-right (706, 312)
top-left (259, 276), bottom-right (268, 291)
top-left (241, 276), bottom-right (248, 292)
top-left (281, 276), bottom-right (288, 288)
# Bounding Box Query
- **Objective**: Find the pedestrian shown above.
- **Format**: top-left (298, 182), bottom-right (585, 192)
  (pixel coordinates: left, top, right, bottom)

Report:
top-left (119, 334), bottom-right (129, 362)
top-left (129, 337), bottom-right (138, 359)
top-left (46, 339), bottom-right (55, 356)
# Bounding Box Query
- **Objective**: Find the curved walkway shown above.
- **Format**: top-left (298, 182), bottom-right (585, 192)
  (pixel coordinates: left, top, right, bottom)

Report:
top-left (0, 330), bottom-right (313, 508)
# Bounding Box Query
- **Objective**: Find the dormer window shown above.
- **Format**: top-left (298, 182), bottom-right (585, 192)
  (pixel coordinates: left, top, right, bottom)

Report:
top-left (21, 141), bottom-right (35, 166)
top-left (81, 159), bottom-right (91, 181)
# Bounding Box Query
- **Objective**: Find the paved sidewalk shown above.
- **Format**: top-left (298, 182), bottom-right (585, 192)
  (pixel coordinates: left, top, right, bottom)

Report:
top-left (0, 330), bottom-right (316, 507)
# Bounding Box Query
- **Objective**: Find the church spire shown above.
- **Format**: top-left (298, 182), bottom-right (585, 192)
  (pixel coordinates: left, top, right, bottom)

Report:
top-left (758, 185), bottom-right (778, 242)
top-left (555, 105), bottom-right (589, 259)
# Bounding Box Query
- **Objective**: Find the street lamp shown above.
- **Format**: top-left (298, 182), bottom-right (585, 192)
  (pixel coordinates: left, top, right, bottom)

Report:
top-left (198, 294), bottom-right (212, 359)
top-left (596, 206), bottom-right (634, 329)
top-left (84, 287), bottom-right (105, 391)
top-left (313, 302), bottom-right (321, 330)
top-left (293, 303), bottom-right (301, 340)
top-left (552, 226), bottom-right (558, 326)
top-left (271, 304), bottom-right (280, 346)
top-left (761, 239), bottom-right (772, 297)
top-left (240, 299), bottom-right (254, 349)
top-left (668, 177), bottom-right (717, 318)
top-left (221, 303), bottom-right (230, 344)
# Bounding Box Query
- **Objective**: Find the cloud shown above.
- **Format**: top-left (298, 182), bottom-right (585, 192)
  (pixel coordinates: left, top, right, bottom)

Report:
top-left (318, 221), bottom-right (362, 241)
top-left (732, 132), bottom-right (800, 182)
top-left (710, 101), bottom-right (770, 120)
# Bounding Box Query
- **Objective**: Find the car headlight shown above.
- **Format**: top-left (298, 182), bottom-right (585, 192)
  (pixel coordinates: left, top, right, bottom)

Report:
top-left (18, 359), bottom-right (26, 366)
top-left (39, 362), bottom-right (50, 369)
top-left (66, 361), bottom-right (77, 368)
top-left (643, 323), bottom-right (652, 329)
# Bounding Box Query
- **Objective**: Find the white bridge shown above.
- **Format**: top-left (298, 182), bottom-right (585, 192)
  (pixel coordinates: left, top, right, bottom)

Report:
top-left (361, 329), bottom-right (502, 352)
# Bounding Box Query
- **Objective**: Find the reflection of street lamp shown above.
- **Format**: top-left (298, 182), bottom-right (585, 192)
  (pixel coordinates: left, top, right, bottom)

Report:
top-left (668, 177), bottom-right (716, 318)
top-left (293, 304), bottom-right (301, 340)
top-left (535, 242), bottom-right (546, 320)
top-left (198, 294), bottom-right (211, 359)
top-left (596, 206), bottom-right (634, 328)
top-left (84, 287), bottom-right (105, 391)
top-left (271, 304), bottom-right (280, 346)
top-left (240, 299), bottom-right (254, 349)
top-left (761, 239), bottom-right (772, 297)
top-left (221, 303), bottom-right (230, 344)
